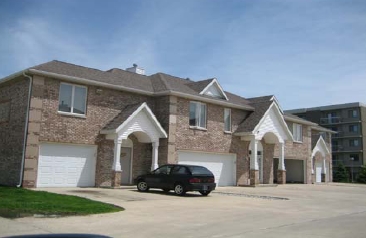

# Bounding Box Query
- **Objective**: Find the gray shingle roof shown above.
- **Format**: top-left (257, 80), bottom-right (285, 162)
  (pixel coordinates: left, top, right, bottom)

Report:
top-left (186, 78), bottom-right (214, 92)
top-left (30, 60), bottom-right (253, 109)
top-left (34, 60), bottom-right (155, 92)
top-left (102, 103), bottom-right (142, 131)
top-left (235, 101), bottom-right (273, 133)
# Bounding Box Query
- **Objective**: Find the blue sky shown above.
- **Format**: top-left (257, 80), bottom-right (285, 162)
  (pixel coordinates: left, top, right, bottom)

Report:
top-left (1, 0), bottom-right (365, 109)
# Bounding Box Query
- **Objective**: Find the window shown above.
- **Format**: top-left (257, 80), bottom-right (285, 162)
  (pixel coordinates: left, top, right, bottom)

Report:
top-left (292, 123), bottom-right (303, 142)
top-left (349, 125), bottom-right (359, 133)
top-left (153, 165), bottom-right (173, 175)
top-left (350, 154), bottom-right (359, 161)
top-left (188, 166), bottom-right (213, 175)
top-left (171, 166), bottom-right (189, 175)
top-left (348, 109), bottom-right (358, 118)
top-left (349, 139), bottom-right (359, 147)
top-left (224, 108), bottom-right (231, 132)
top-left (189, 102), bottom-right (206, 128)
top-left (58, 83), bottom-right (87, 115)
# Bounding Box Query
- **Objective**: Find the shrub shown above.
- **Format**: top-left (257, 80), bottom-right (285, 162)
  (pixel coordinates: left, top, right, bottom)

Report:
top-left (333, 163), bottom-right (349, 183)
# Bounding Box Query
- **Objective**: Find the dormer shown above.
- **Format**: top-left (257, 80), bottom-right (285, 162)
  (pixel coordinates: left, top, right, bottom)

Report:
top-left (200, 78), bottom-right (228, 100)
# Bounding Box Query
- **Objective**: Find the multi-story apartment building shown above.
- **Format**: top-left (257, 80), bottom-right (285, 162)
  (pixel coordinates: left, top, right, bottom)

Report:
top-left (286, 103), bottom-right (366, 180)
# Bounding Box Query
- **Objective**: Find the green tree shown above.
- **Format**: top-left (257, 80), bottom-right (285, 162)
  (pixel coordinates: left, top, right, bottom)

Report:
top-left (333, 163), bottom-right (349, 182)
top-left (357, 165), bottom-right (366, 183)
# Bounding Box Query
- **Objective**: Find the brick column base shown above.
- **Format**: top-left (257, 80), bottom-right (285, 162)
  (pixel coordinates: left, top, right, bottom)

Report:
top-left (111, 171), bottom-right (122, 188)
top-left (250, 170), bottom-right (259, 186)
top-left (277, 170), bottom-right (286, 184)
top-left (321, 173), bottom-right (326, 183)
top-left (312, 173), bottom-right (316, 184)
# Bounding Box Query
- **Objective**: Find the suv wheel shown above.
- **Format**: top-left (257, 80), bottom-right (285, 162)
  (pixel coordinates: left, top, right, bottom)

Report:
top-left (137, 180), bottom-right (149, 192)
top-left (174, 183), bottom-right (186, 196)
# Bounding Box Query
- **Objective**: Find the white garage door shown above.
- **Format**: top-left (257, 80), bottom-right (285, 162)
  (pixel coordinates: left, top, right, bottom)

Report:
top-left (37, 143), bottom-right (97, 188)
top-left (178, 151), bottom-right (236, 186)
top-left (315, 161), bottom-right (322, 183)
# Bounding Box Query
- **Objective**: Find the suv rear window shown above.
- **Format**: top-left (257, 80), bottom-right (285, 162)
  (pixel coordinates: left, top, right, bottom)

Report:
top-left (188, 166), bottom-right (213, 175)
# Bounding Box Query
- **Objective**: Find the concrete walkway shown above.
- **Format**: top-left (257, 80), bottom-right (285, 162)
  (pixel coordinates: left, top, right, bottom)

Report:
top-left (2, 184), bottom-right (366, 237)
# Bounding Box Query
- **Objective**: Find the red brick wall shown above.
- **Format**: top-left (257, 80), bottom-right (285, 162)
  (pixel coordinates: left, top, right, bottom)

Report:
top-left (0, 77), bottom-right (29, 186)
top-left (175, 97), bottom-right (250, 185)
top-left (39, 77), bottom-right (155, 144)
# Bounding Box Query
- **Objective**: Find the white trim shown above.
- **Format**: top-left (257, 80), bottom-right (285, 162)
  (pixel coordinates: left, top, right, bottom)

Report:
top-left (292, 123), bottom-right (303, 142)
top-left (189, 126), bottom-right (207, 131)
top-left (224, 108), bottom-right (231, 132)
top-left (58, 82), bottom-right (88, 116)
top-left (189, 101), bottom-right (207, 129)
top-left (236, 102), bottom-right (294, 142)
top-left (270, 95), bottom-right (284, 114)
top-left (199, 78), bottom-right (229, 101)
top-left (311, 136), bottom-right (330, 158)
top-left (100, 102), bottom-right (168, 138)
top-left (57, 111), bottom-right (86, 118)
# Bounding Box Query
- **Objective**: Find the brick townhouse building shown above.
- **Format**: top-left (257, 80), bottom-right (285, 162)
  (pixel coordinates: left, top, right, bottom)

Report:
top-left (0, 61), bottom-right (333, 188)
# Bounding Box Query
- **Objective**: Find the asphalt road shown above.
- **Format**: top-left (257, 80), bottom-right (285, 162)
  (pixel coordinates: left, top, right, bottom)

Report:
top-left (2, 183), bottom-right (366, 238)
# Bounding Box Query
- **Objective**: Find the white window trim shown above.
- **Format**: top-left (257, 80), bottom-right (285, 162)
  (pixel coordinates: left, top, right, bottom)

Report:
top-left (189, 101), bottom-right (207, 129)
top-left (58, 82), bottom-right (87, 116)
top-left (293, 123), bottom-right (303, 143)
top-left (224, 108), bottom-right (231, 132)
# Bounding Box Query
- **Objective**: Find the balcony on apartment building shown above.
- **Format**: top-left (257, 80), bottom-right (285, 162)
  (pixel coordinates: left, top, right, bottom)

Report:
top-left (333, 131), bottom-right (362, 138)
top-left (332, 144), bottom-right (363, 153)
top-left (320, 116), bottom-right (361, 125)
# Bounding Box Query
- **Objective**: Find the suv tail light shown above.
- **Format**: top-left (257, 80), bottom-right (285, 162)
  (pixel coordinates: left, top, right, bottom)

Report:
top-left (189, 178), bottom-right (201, 183)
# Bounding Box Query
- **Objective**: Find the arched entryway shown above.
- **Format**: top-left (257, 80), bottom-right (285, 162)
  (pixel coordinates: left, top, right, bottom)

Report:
top-left (249, 131), bottom-right (285, 185)
top-left (100, 102), bottom-right (167, 187)
top-left (311, 136), bottom-right (330, 183)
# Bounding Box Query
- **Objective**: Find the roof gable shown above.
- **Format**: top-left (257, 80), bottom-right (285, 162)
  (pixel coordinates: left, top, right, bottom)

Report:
top-left (101, 102), bottom-right (167, 141)
top-left (311, 136), bottom-right (330, 157)
top-left (236, 102), bottom-right (293, 143)
top-left (253, 103), bottom-right (293, 143)
top-left (199, 78), bottom-right (228, 100)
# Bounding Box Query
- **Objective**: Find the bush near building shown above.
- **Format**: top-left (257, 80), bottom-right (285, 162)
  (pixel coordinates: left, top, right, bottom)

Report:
top-left (357, 166), bottom-right (366, 184)
top-left (333, 163), bottom-right (349, 183)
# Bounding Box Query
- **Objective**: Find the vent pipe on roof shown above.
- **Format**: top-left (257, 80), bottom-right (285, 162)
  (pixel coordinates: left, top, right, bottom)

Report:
top-left (126, 64), bottom-right (145, 75)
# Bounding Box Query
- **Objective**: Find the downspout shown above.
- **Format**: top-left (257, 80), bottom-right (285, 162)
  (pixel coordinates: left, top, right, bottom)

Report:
top-left (17, 72), bottom-right (33, 187)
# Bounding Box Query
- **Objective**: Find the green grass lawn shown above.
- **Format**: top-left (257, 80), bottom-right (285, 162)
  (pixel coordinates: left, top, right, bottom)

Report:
top-left (0, 186), bottom-right (123, 218)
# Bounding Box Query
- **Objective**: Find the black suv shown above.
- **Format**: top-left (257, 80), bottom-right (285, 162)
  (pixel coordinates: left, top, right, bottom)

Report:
top-left (135, 164), bottom-right (216, 196)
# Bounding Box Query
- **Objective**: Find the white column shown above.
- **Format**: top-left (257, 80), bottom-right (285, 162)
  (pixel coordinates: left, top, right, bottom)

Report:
top-left (250, 139), bottom-right (259, 170)
top-left (278, 142), bottom-right (286, 171)
top-left (112, 138), bottom-right (122, 171)
top-left (322, 158), bottom-right (327, 174)
top-left (311, 157), bottom-right (314, 174)
top-left (151, 141), bottom-right (159, 171)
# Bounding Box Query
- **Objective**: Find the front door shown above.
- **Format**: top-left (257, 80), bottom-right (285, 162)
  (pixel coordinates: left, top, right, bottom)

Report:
top-left (121, 147), bottom-right (132, 184)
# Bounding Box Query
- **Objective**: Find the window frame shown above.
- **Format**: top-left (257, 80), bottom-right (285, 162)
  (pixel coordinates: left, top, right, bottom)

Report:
top-left (224, 108), bottom-right (232, 132)
top-left (349, 124), bottom-right (359, 133)
top-left (292, 123), bottom-right (303, 142)
top-left (189, 101), bottom-right (207, 129)
top-left (58, 82), bottom-right (88, 117)
top-left (348, 109), bottom-right (358, 118)
top-left (349, 139), bottom-right (360, 147)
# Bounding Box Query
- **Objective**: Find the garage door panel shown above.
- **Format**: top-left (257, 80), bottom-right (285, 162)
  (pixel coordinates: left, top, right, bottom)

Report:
top-left (37, 144), bottom-right (97, 188)
top-left (178, 151), bottom-right (236, 187)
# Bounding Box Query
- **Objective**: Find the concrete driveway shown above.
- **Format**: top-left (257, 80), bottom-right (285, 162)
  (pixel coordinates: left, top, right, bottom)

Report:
top-left (2, 184), bottom-right (366, 238)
